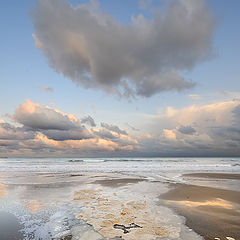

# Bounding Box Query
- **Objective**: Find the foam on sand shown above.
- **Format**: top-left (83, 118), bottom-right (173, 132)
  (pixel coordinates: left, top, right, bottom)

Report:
top-left (73, 185), bottom-right (201, 240)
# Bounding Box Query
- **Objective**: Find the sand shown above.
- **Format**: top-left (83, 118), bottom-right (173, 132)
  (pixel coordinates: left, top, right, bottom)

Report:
top-left (73, 185), bottom-right (171, 239)
top-left (160, 174), bottom-right (240, 240)
top-left (184, 173), bottom-right (240, 180)
top-left (92, 178), bottom-right (146, 187)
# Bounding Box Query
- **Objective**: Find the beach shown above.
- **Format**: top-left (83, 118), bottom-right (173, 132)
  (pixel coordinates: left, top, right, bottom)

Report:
top-left (160, 173), bottom-right (240, 240)
top-left (0, 158), bottom-right (239, 240)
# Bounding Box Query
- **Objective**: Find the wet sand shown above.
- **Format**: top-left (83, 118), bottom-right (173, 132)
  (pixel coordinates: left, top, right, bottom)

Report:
top-left (184, 173), bottom-right (240, 180)
top-left (160, 174), bottom-right (240, 240)
top-left (92, 178), bottom-right (146, 187)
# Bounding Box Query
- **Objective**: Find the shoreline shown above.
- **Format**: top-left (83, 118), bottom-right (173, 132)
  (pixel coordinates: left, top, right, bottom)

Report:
top-left (159, 173), bottom-right (240, 240)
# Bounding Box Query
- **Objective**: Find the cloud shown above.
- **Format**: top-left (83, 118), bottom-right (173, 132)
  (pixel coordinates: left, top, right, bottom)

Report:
top-left (163, 129), bottom-right (176, 140)
top-left (14, 99), bottom-right (80, 130)
top-left (81, 115), bottom-right (96, 127)
top-left (141, 100), bottom-right (240, 156)
top-left (32, 33), bottom-right (43, 49)
top-left (1, 99), bottom-right (240, 157)
top-left (13, 99), bottom-right (91, 141)
top-left (177, 125), bottom-right (196, 135)
top-left (31, 0), bottom-right (215, 97)
top-left (0, 123), bottom-right (35, 140)
top-left (125, 123), bottom-right (139, 131)
top-left (101, 123), bottom-right (128, 135)
top-left (41, 129), bottom-right (91, 141)
top-left (207, 104), bottom-right (240, 143)
top-left (153, 101), bottom-right (239, 132)
top-left (0, 100), bottom-right (138, 156)
top-left (40, 86), bottom-right (54, 92)
top-left (232, 104), bottom-right (240, 125)
top-left (93, 128), bottom-right (117, 140)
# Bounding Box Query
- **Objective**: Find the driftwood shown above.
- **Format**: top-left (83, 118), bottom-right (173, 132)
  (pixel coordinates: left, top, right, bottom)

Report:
top-left (113, 223), bottom-right (142, 234)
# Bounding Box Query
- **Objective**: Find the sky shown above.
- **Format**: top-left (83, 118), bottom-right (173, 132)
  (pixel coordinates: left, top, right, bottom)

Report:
top-left (0, 0), bottom-right (240, 157)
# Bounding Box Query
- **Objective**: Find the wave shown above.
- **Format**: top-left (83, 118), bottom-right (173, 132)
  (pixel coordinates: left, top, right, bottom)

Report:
top-left (68, 159), bottom-right (84, 162)
top-left (68, 159), bottom-right (106, 163)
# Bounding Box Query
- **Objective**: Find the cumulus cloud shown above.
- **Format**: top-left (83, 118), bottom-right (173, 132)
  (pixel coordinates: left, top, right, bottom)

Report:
top-left (141, 100), bottom-right (240, 156)
top-left (31, 0), bottom-right (215, 97)
top-left (81, 115), bottom-right (96, 127)
top-left (13, 99), bottom-right (91, 140)
top-left (152, 101), bottom-right (239, 132)
top-left (0, 100), bottom-right (138, 156)
top-left (14, 99), bottom-right (80, 130)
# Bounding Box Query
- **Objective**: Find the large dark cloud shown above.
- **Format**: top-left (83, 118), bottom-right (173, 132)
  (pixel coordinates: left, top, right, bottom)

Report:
top-left (31, 0), bottom-right (215, 97)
